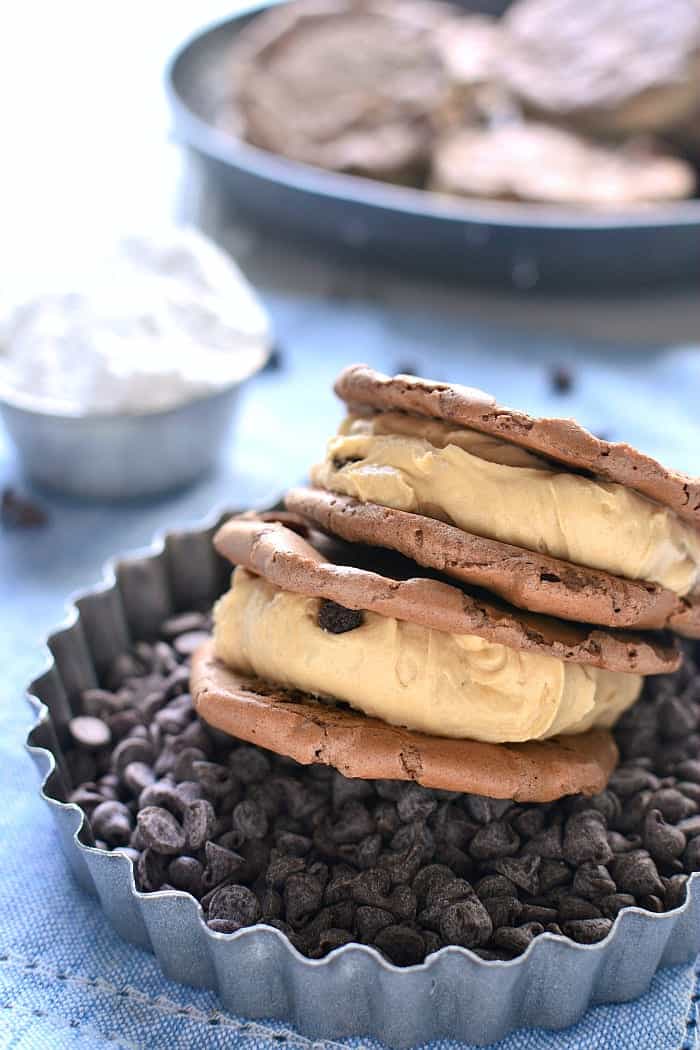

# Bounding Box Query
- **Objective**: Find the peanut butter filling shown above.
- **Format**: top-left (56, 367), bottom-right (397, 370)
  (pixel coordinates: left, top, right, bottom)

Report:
top-left (312, 412), bottom-right (700, 596)
top-left (214, 568), bottom-right (641, 744)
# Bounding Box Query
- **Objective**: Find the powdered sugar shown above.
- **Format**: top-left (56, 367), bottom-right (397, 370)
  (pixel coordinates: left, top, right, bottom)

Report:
top-left (0, 227), bottom-right (270, 415)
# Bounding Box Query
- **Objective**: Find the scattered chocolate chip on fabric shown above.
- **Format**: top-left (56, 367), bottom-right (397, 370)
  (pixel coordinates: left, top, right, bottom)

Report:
top-left (1, 486), bottom-right (48, 528)
top-left (549, 365), bottom-right (574, 394)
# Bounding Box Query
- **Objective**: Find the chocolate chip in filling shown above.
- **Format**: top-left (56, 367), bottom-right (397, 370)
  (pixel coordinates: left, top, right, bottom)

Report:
top-left (318, 599), bottom-right (365, 634)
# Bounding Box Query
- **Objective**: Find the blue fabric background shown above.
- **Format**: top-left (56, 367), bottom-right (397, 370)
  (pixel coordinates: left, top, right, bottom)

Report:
top-left (1, 275), bottom-right (699, 1049)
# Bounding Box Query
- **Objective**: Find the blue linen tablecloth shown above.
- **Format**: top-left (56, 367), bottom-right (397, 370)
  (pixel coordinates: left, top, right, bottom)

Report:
top-left (1, 266), bottom-right (700, 1050)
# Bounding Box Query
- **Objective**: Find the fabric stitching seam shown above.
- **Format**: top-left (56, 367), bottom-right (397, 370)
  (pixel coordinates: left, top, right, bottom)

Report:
top-left (0, 949), bottom-right (355, 1049)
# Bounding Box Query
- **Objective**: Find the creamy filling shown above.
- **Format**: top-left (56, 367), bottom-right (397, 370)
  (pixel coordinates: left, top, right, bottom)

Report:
top-left (213, 568), bottom-right (642, 744)
top-left (311, 412), bottom-right (700, 596)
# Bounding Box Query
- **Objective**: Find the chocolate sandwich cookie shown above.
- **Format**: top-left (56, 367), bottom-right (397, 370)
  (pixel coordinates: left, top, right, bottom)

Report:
top-left (311, 366), bottom-right (700, 634)
top-left (500, 0), bottom-right (700, 137)
top-left (191, 641), bottom-right (618, 802)
top-left (228, 0), bottom-right (452, 184)
top-left (429, 123), bottom-right (695, 205)
top-left (191, 516), bottom-right (676, 800)
top-left (331, 366), bottom-right (700, 524)
top-left (286, 486), bottom-right (700, 634)
top-left (211, 517), bottom-right (677, 675)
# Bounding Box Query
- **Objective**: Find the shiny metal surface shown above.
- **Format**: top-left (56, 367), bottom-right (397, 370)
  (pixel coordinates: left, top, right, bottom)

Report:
top-left (0, 385), bottom-right (249, 501)
top-left (25, 512), bottom-right (700, 1047)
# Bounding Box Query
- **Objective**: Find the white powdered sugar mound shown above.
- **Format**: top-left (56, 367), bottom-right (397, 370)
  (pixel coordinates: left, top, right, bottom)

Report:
top-left (0, 227), bottom-right (271, 415)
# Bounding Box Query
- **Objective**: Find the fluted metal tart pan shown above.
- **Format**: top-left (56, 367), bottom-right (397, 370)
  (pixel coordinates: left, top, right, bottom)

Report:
top-left (25, 509), bottom-right (700, 1047)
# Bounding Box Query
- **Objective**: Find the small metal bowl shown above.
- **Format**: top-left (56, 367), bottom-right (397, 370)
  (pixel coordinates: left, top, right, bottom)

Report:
top-left (0, 366), bottom-right (266, 502)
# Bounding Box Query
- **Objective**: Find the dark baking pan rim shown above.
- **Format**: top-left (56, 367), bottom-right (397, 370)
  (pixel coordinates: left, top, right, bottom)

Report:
top-left (165, 2), bottom-right (700, 289)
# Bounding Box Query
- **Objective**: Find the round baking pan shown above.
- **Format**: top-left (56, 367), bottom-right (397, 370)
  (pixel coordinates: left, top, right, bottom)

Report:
top-left (165, 1), bottom-right (700, 291)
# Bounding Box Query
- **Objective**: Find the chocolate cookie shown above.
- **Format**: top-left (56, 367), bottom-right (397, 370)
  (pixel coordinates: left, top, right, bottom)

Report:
top-left (213, 515), bottom-right (679, 674)
top-left (228, 0), bottom-right (452, 184)
top-left (191, 639), bottom-right (618, 801)
top-left (333, 365), bottom-right (700, 527)
top-left (500, 0), bottom-right (700, 137)
top-left (285, 486), bottom-right (700, 635)
top-left (430, 123), bottom-right (695, 205)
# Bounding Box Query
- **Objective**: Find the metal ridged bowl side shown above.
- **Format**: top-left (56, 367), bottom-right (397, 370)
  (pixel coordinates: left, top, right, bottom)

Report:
top-left (24, 510), bottom-right (700, 1047)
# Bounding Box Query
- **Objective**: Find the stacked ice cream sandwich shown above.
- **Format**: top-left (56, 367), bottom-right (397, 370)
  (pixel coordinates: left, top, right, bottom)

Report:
top-left (192, 366), bottom-right (700, 803)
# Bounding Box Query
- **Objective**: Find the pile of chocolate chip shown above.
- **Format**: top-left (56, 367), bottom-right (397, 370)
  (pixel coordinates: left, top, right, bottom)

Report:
top-left (63, 611), bottom-right (700, 966)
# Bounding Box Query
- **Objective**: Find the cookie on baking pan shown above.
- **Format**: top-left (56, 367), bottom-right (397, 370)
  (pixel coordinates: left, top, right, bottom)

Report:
top-left (429, 123), bottom-right (695, 206)
top-left (285, 486), bottom-right (700, 636)
top-left (228, 0), bottom-right (452, 184)
top-left (499, 0), bottom-right (700, 137)
top-left (311, 366), bottom-right (700, 634)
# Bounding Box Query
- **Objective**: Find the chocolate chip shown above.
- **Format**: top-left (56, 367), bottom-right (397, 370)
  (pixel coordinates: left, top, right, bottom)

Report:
top-left (284, 873), bottom-right (325, 926)
top-left (483, 896), bottom-right (522, 928)
top-left (413, 864), bottom-right (455, 902)
top-left (538, 860), bottom-right (571, 892)
top-left (683, 836), bottom-right (700, 871)
top-left (550, 365), bottom-right (574, 394)
top-left (491, 855), bottom-right (540, 895)
top-left (208, 884), bottom-right (261, 927)
top-left (160, 612), bottom-right (208, 639)
top-left (136, 848), bottom-right (169, 891)
top-left (598, 893), bottom-right (636, 919)
top-left (374, 925), bottom-right (425, 966)
top-left (90, 801), bottom-right (133, 846)
top-left (232, 800), bottom-right (269, 841)
top-left (173, 631), bottom-right (210, 658)
top-left (202, 842), bottom-right (246, 891)
top-left (647, 789), bottom-right (697, 823)
top-left (494, 922), bottom-right (543, 953)
top-left (266, 852), bottom-right (307, 889)
top-left (561, 918), bottom-right (613, 944)
top-left (230, 746), bottom-right (271, 784)
top-left (1, 487), bottom-right (48, 528)
top-left (168, 856), bottom-right (204, 895)
top-left (439, 898), bottom-right (492, 948)
top-left (643, 809), bottom-right (686, 864)
top-left (81, 689), bottom-right (126, 718)
top-left (572, 863), bottom-right (616, 900)
top-left (317, 600), bottom-right (364, 634)
top-left (557, 895), bottom-right (603, 922)
top-left (112, 736), bottom-right (154, 774)
top-left (122, 762), bottom-right (155, 795)
top-left (609, 767), bottom-right (660, 797)
top-left (183, 799), bottom-right (216, 851)
top-left (68, 787), bottom-right (106, 813)
top-left (330, 801), bottom-right (375, 843)
top-left (68, 716), bottom-right (111, 750)
top-left (678, 814), bottom-right (700, 838)
top-left (262, 344), bottom-right (285, 372)
top-left (275, 832), bottom-right (312, 857)
top-left (676, 759), bottom-right (700, 784)
top-left (610, 852), bottom-right (664, 897)
top-left (469, 821), bottom-right (520, 860)
top-left (356, 905), bottom-right (394, 942)
top-left (136, 807), bottom-right (186, 855)
top-left (663, 874), bottom-right (688, 910)
top-left (519, 904), bottom-right (557, 925)
top-left (562, 811), bottom-right (612, 866)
